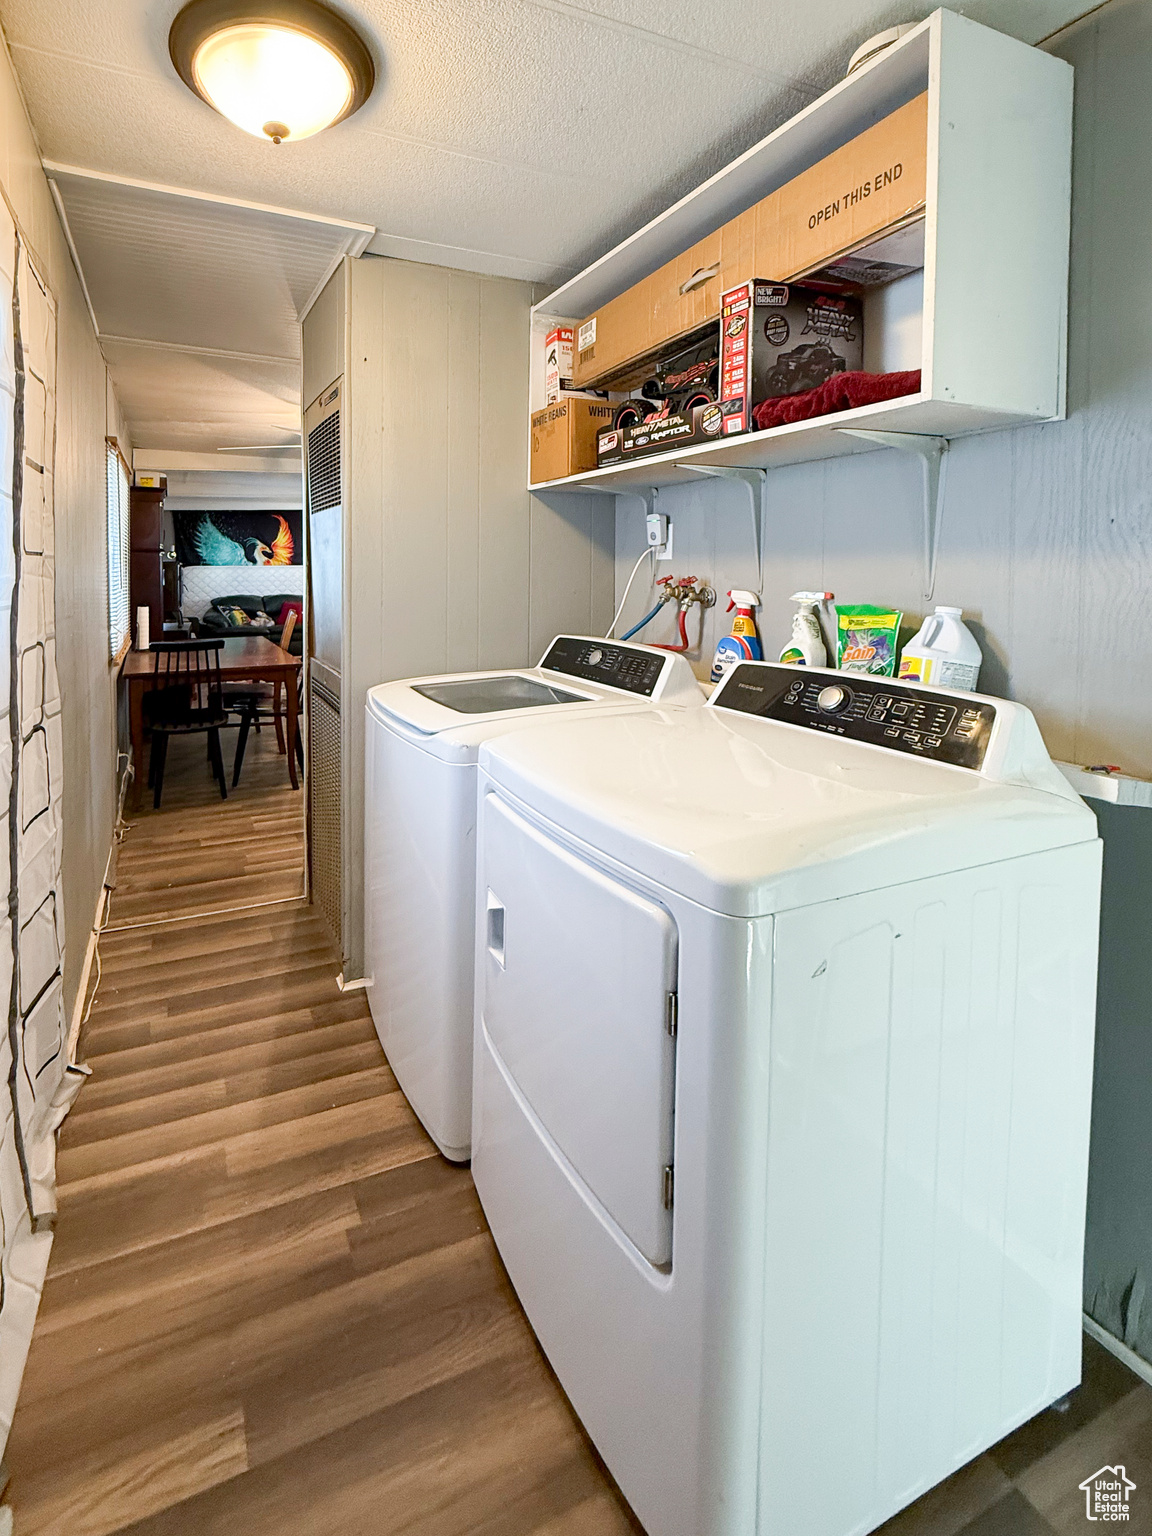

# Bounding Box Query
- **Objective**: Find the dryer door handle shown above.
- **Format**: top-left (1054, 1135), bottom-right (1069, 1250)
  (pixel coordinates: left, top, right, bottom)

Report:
top-left (486, 891), bottom-right (506, 969)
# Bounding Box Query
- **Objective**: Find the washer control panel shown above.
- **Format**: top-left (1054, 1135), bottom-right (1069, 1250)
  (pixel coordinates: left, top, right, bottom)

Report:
top-left (717, 664), bottom-right (997, 769)
top-left (540, 637), bottom-right (667, 696)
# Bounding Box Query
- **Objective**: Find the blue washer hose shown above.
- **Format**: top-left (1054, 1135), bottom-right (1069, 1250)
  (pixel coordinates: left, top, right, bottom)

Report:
top-left (620, 601), bottom-right (664, 642)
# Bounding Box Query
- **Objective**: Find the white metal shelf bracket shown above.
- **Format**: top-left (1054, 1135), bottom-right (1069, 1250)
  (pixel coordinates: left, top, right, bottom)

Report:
top-left (544, 483), bottom-right (660, 520)
top-left (618, 486), bottom-right (660, 521)
top-left (836, 429), bottom-right (950, 602)
top-left (679, 465), bottom-right (765, 589)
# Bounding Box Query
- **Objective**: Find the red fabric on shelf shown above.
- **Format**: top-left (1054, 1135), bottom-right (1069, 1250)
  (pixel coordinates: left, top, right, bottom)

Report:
top-left (750, 369), bottom-right (922, 432)
top-left (276, 601), bottom-right (303, 625)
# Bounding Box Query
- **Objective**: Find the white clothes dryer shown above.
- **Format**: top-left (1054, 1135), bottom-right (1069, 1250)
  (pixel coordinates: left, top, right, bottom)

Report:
top-left (363, 637), bottom-right (704, 1162)
top-left (471, 661), bottom-right (1102, 1536)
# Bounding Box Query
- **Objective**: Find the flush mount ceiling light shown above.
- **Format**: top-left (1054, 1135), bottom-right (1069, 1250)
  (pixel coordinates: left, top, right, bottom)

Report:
top-left (169, 0), bottom-right (375, 144)
top-left (845, 23), bottom-right (916, 75)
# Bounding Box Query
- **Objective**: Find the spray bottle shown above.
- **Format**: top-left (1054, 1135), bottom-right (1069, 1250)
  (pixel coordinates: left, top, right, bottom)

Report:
top-left (710, 591), bottom-right (762, 684)
top-left (780, 591), bottom-right (833, 667)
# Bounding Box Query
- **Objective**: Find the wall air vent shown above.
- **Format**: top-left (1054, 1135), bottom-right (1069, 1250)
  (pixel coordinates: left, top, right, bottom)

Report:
top-left (306, 400), bottom-right (341, 512)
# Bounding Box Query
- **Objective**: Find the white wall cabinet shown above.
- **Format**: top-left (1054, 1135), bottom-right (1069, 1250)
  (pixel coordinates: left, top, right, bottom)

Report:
top-left (529, 8), bottom-right (1073, 493)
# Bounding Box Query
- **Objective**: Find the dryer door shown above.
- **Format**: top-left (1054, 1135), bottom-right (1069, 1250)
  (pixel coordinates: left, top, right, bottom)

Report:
top-left (481, 791), bottom-right (677, 1267)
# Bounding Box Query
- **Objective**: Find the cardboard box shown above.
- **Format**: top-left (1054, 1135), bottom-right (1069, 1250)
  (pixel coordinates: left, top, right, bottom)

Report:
top-left (572, 92), bottom-right (925, 389)
top-left (596, 399), bottom-right (740, 467)
top-left (765, 93), bottom-right (927, 280)
top-left (544, 326), bottom-right (574, 404)
top-left (802, 216), bottom-right (925, 289)
top-left (719, 281), bottom-right (863, 437)
top-left (572, 226), bottom-right (729, 389)
top-left (530, 398), bottom-right (615, 484)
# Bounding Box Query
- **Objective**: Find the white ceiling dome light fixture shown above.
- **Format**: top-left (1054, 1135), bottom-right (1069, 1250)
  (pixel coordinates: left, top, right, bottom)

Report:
top-left (845, 23), bottom-right (918, 76)
top-left (169, 0), bottom-right (376, 144)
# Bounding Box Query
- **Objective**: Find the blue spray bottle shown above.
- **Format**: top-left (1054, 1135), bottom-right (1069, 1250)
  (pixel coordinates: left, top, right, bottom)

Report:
top-left (710, 590), bottom-right (762, 684)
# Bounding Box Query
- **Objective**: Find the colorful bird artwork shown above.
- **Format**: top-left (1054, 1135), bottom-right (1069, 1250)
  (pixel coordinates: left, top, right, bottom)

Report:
top-left (268, 517), bottom-right (294, 564)
top-left (191, 515), bottom-right (296, 566)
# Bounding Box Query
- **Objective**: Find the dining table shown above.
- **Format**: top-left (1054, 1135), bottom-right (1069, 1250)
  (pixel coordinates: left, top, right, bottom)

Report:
top-left (122, 635), bottom-right (302, 805)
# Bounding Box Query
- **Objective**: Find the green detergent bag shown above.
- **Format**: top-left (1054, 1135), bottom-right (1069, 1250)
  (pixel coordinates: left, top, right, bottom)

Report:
top-left (836, 604), bottom-right (903, 676)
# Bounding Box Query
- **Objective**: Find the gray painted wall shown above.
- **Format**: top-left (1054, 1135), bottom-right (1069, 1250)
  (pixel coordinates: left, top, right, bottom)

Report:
top-left (611, 0), bottom-right (1152, 1363)
top-left (1083, 799), bottom-right (1152, 1359)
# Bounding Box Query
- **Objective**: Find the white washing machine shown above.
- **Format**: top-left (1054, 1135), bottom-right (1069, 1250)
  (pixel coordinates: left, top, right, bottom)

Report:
top-left (363, 636), bottom-right (704, 1162)
top-left (471, 661), bottom-right (1102, 1536)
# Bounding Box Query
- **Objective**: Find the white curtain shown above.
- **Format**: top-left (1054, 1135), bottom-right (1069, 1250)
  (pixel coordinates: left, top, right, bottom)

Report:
top-left (0, 211), bottom-right (72, 1452)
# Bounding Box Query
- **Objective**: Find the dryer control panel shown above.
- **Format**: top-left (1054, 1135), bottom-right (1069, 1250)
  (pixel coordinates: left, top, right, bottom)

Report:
top-left (541, 637), bottom-right (667, 696)
top-left (716, 664), bottom-right (997, 770)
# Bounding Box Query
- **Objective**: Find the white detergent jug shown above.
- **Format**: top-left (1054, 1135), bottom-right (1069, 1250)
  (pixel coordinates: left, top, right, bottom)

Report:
top-left (897, 606), bottom-right (982, 690)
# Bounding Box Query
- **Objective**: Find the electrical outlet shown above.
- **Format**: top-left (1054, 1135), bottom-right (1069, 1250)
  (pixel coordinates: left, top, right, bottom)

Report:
top-left (646, 511), bottom-right (674, 560)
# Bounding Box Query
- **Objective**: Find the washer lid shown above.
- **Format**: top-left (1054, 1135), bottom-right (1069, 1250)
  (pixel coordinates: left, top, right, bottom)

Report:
top-left (477, 705), bottom-right (1099, 917)
top-left (411, 675), bottom-right (587, 714)
top-left (365, 637), bottom-right (704, 755)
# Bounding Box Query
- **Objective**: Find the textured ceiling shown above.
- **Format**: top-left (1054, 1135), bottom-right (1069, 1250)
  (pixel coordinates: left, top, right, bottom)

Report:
top-left (4, 0), bottom-right (1102, 286)
top-left (3, 0), bottom-right (1102, 451)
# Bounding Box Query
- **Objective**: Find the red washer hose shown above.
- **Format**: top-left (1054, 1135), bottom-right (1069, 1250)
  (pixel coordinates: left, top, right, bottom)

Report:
top-left (653, 605), bottom-right (690, 652)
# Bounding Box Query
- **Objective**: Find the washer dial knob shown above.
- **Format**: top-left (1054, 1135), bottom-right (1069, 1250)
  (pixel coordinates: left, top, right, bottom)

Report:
top-left (586, 648), bottom-right (604, 666)
top-left (817, 684), bottom-right (850, 713)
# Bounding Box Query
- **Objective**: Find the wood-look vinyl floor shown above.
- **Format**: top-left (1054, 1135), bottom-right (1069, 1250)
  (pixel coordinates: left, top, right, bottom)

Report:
top-left (6, 728), bottom-right (1149, 1534)
top-left (7, 727), bottom-right (642, 1536)
top-left (109, 720), bottom-right (305, 927)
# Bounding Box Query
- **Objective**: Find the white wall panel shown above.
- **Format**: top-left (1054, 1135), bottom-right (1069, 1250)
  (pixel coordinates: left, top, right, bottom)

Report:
top-left (302, 261), bottom-right (345, 412)
top-left (445, 272), bottom-right (481, 672)
top-left (325, 255), bottom-right (613, 971)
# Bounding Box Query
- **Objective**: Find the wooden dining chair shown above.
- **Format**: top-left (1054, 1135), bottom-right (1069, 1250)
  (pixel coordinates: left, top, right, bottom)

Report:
top-left (145, 639), bottom-right (229, 807)
top-left (229, 609), bottom-right (300, 787)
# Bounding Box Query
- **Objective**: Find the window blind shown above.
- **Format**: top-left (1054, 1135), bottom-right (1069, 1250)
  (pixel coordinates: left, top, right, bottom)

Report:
top-left (106, 445), bottom-right (130, 658)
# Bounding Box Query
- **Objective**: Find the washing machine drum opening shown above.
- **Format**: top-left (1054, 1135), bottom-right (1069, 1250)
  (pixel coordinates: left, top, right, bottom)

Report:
top-left (413, 676), bottom-right (587, 713)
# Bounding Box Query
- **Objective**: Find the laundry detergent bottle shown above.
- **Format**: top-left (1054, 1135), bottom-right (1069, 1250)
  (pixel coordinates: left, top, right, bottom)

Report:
top-left (898, 605), bottom-right (983, 690)
top-left (711, 590), bottom-right (762, 684)
top-left (780, 591), bottom-right (833, 667)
